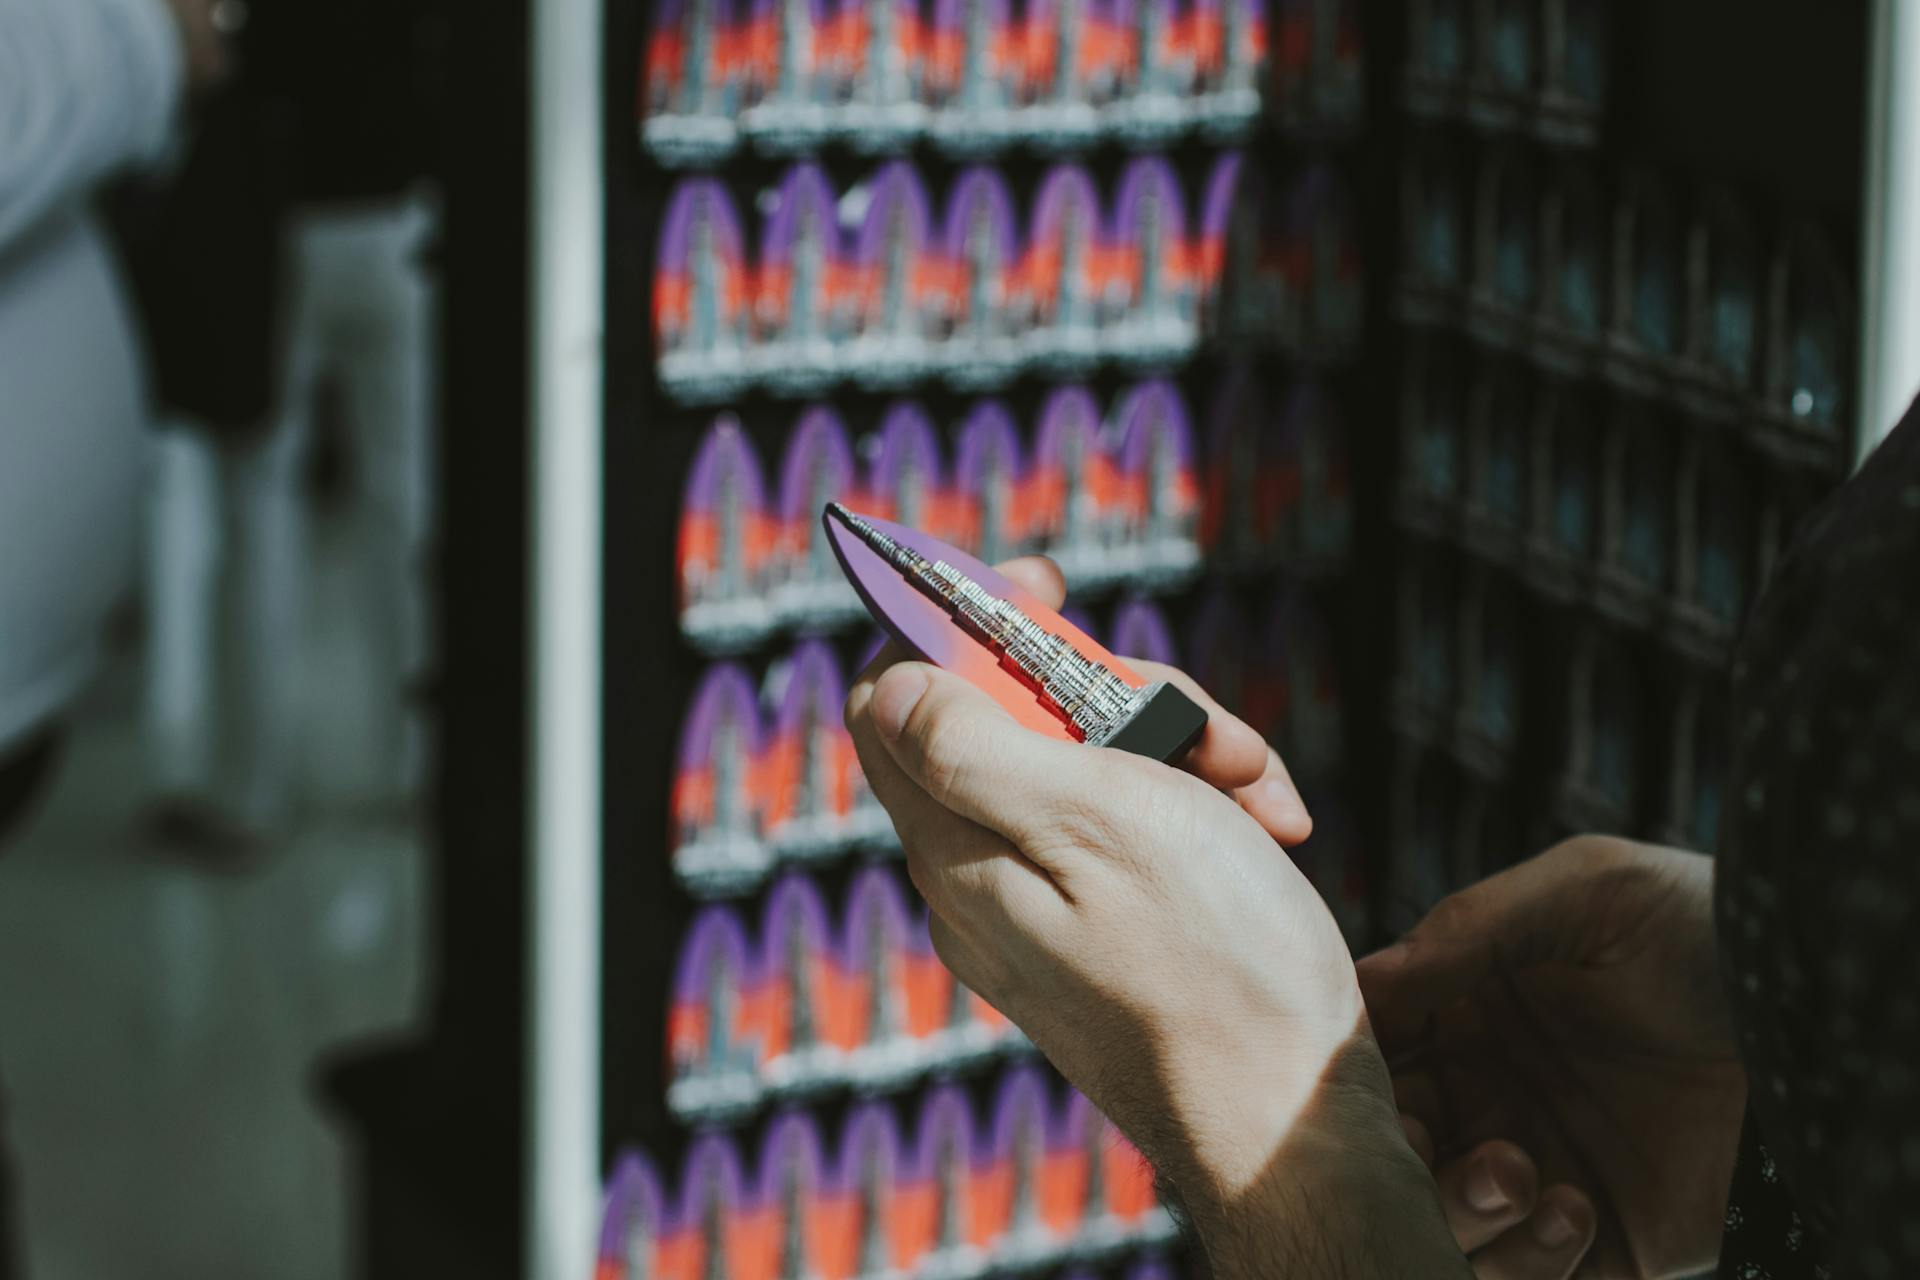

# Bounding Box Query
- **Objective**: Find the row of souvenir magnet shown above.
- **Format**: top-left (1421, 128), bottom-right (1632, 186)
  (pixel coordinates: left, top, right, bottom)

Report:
top-left (1395, 340), bottom-right (1812, 669)
top-left (598, 1077), bottom-right (1173, 1280)
top-left (670, 825), bottom-right (1365, 1120)
top-left (642, 0), bottom-right (1365, 164)
top-left (674, 594), bottom-right (1180, 895)
top-left (1403, 0), bottom-right (1607, 145)
top-left (654, 154), bottom-right (1364, 401)
top-left (1398, 151), bottom-right (1855, 472)
top-left (1382, 657), bottom-right (1731, 931)
top-left (678, 373), bottom-right (1354, 654)
top-left (667, 865), bottom-right (1023, 1119)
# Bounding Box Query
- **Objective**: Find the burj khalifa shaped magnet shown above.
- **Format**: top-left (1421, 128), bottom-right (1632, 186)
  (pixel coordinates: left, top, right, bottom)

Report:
top-left (741, 0), bottom-right (834, 146)
top-left (822, 504), bottom-right (1208, 761)
top-left (642, 0), bottom-right (742, 163)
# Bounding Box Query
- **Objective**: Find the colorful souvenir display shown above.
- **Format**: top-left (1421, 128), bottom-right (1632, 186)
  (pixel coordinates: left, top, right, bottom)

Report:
top-left (599, 1097), bottom-right (1172, 1280)
top-left (667, 869), bottom-right (1022, 1117)
top-left (657, 162), bottom-right (1265, 400)
top-left (642, 0), bottom-right (742, 162)
top-left (1110, 378), bottom-right (1202, 582)
top-left (678, 417), bottom-right (777, 651)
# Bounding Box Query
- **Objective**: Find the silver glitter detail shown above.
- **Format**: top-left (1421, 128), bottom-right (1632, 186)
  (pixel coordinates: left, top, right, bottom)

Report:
top-left (830, 504), bottom-right (1154, 744)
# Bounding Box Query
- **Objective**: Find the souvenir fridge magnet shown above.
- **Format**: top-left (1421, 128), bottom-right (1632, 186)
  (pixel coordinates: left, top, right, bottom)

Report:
top-left (1195, 151), bottom-right (1241, 339)
top-left (671, 663), bottom-right (770, 895)
top-left (823, 504), bottom-right (1209, 760)
top-left (1030, 385), bottom-right (1117, 587)
top-left (1404, 0), bottom-right (1468, 116)
top-left (1522, 385), bottom-right (1598, 600)
top-left (1596, 407), bottom-right (1674, 625)
top-left (1398, 141), bottom-right (1467, 328)
top-left (1468, 0), bottom-right (1538, 131)
top-left (865, 400), bottom-right (950, 537)
top-left (1460, 359), bottom-right (1529, 562)
top-left (657, 179), bottom-right (752, 400)
top-left (1397, 337), bottom-right (1465, 536)
top-left (1061, 1092), bottom-right (1168, 1243)
top-left (761, 640), bottom-right (867, 857)
top-left (643, 0), bottom-right (740, 163)
top-left (833, 1105), bottom-right (905, 1279)
top-left (760, 1113), bottom-right (831, 1280)
top-left (1017, 0), bottom-right (1107, 140)
top-left (597, 1153), bottom-right (666, 1280)
top-left (1677, 189), bottom-right (1760, 417)
top-left (678, 415), bottom-right (774, 649)
top-left (1185, 589), bottom-right (1249, 727)
top-left (1201, 364), bottom-right (1287, 569)
top-left (1272, 0), bottom-right (1365, 132)
top-left (1538, 0), bottom-right (1607, 144)
top-left (939, 167), bottom-right (1022, 379)
top-left (1109, 155), bottom-right (1195, 359)
top-left (1113, 0), bottom-right (1189, 137)
top-left (926, 0), bottom-right (1019, 148)
top-left (849, 161), bottom-right (938, 381)
top-left (1025, 164), bottom-right (1106, 365)
top-left (775, 406), bottom-right (864, 627)
top-left (1190, 0), bottom-right (1264, 130)
top-left (842, 866), bottom-right (919, 1080)
top-left (904, 1086), bottom-right (984, 1269)
top-left (982, 1066), bottom-right (1058, 1260)
top-left (952, 399), bottom-right (1028, 566)
top-left (1251, 587), bottom-right (1345, 779)
top-left (841, 0), bottom-right (928, 143)
top-left (671, 1135), bottom-right (750, 1280)
top-left (1287, 165), bottom-right (1365, 358)
top-left (741, 0), bottom-right (834, 145)
top-left (667, 907), bottom-right (761, 1117)
top-left (758, 874), bottom-right (841, 1086)
top-left (1110, 378), bottom-right (1201, 583)
top-left (755, 163), bottom-right (845, 389)
top-left (1467, 147), bottom-right (1539, 352)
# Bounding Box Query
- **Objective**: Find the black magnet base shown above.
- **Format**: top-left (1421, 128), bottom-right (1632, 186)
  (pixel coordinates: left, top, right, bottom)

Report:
top-left (1101, 683), bottom-right (1210, 763)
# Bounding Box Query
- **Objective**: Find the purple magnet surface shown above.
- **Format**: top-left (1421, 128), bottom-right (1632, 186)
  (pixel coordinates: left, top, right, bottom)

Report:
top-left (685, 416), bottom-right (770, 519)
top-left (675, 663), bottom-right (764, 780)
top-left (988, 1064), bottom-right (1055, 1161)
top-left (1111, 155), bottom-right (1189, 257)
top-left (779, 406), bottom-right (858, 530)
top-left (841, 864), bottom-right (911, 978)
top-left (672, 905), bottom-right (755, 1007)
top-left (658, 178), bottom-right (748, 287)
top-left (599, 1152), bottom-right (668, 1264)
top-left (676, 1131), bottom-right (748, 1235)
top-left (758, 1109), bottom-right (829, 1207)
top-left (1032, 165), bottom-right (1103, 250)
top-left (953, 400), bottom-right (1026, 560)
top-left (865, 402), bottom-right (945, 525)
top-left (854, 161), bottom-right (935, 273)
top-left (835, 1101), bottom-right (904, 1217)
top-left (760, 871), bottom-right (834, 986)
top-left (910, 1082), bottom-right (979, 1182)
top-left (762, 163), bottom-right (841, 272)
top-left (1110, 599), bottom-right (1177, 665)
top-left (941, 167), bottom-right (1021, 276)
top-left (1114, 380), bottom-right (1195, 472)
top-left (1035, 384), bottom-right (1102, 451)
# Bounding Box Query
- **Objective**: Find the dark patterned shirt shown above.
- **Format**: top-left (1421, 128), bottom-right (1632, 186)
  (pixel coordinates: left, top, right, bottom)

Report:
top-left (1716, 401), bottom-right (1920, 1279)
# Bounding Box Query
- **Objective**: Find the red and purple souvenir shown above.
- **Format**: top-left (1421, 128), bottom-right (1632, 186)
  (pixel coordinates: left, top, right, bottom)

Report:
top-left (1109, 155), bottom-right (1195, 357)
top-left (761, 641), bottom-right (875, 856)
top-left (1113, 0), bottom-right (1189, 134)
top-left (903, 902), bottom-right (1011, 1063)
top-left (1029, 384), bottom-right (1121, 587)
top-left (597, 1152), bottom-right (668, 1280)
top-left (642, 0), bottom-right (741, 162)
top-left (841, 866), bottom-right (918, 1078)
top-left (670, 663), bottom-right (769, 893)
top-left (678, 416), bottom-right (776, 649)
top-left (951, 399), bottom-right (1027, 566)
top-left (1283, 378), bottom-right (1353, 567)
top-left (1271, 0), bottom-right (1364, 131)
top-left (864, 401), bottom-right (952, 538)
top-left (1200, 363), bottom-right (1289, 567)
top-left (1109, 597), bottom-right (1177, 666)
top-left (938, 167), bottom-right (1022, 374)
top-left (759, 1111), bottom-right (832, 1280)
top-left (657, 180), bottom-right (752, 398)
top-left (827, 1103), bottom-right (905, 1279)
top-left (900, 1084), bottom-right (983, 1266)
top-left (667, 906), bottom-right (761, 1117)
top-left (754, 164), bottom-right (845, 382)
top-left (1218, 162), bottom-right (1288, 346)
top-left (822, 501), bottom-right (1208, 760)
top-left (981, 1065), bottom-right (1067, 1256)
top-left (1060, 1091), bottom-right (1166, 1240)
top-left (1111, 378), bottom-right (1201, 581)
top-left (840, 0), bottom-right (927, 140)
top-left (1195, 151), bottom-right (1242, 336)
top-left (1024, 164), bottom-right (1105, 361)
top-left (657, 1134), bottom-right (753, 1280)
top-left (1015, 0), bottom-right (1114, 135)
top-left (925, 0), bottom-right (1018, 143)
top-left (1190, 0), bottom-right (1264, 123)
top-left (850, 162), bottom-right (938, 375)
top-left (775, 406), bottom-right (864, 626)
top-left (759, 874), bottom-right (843, 1084)
top-left (1285, 166), bottom-right (1364, 355)
top-left (740, 0), bottom-right (834, 141)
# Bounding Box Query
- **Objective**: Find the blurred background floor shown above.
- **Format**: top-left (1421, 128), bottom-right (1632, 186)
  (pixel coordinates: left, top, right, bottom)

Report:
top-left (0, 518), bottom-right (428, 1280)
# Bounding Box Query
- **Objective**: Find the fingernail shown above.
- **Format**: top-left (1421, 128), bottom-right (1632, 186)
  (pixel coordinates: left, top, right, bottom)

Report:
top-left (1465, 1161), bottom-right (1510, 1213)
top-left (1532, 1207), bottom-right (1578, 1249)
top-left (872, 666), bottom-right (929, 741)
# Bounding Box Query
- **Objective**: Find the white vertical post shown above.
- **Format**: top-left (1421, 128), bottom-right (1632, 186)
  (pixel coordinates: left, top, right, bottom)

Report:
top-left (529, 0), bottom-right (605, 1271)
top-left (1859, 0), bottom-right (1920, 463)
